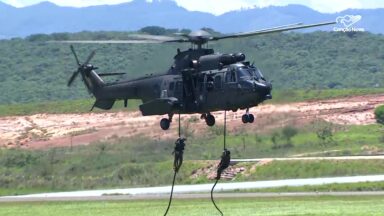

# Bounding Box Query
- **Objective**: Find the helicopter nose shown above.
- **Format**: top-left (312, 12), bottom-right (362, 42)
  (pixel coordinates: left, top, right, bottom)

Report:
top-left (265, 82), bottom-right (272, 99)
top-left (254, 81), bottom-right (272, 100)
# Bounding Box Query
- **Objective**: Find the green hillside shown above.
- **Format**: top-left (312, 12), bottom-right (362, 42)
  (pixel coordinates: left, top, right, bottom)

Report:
top-left (0, 30), bottom-right (383, 104)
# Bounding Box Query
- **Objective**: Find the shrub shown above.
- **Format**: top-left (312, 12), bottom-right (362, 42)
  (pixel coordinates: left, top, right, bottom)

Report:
top-left (374, 105), bottom-right (384, 124)
top-left (282, 126), bottom-right (298, 143)
top-left (271, 126), bottom-right (298, 149)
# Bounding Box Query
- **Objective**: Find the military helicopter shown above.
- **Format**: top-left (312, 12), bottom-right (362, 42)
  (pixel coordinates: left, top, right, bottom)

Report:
top-left (66, 21), bottom-right (335, 130)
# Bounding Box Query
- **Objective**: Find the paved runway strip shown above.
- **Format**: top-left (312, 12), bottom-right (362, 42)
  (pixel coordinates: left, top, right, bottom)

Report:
top-left (2, 175), bottom-right (384, 202)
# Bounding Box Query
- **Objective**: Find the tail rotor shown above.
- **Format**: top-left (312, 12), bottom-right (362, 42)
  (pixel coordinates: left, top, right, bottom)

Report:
top-left (67, 45), bottom-right (97, 87)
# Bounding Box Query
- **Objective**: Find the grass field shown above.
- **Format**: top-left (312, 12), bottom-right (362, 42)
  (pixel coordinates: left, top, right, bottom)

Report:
top-left (1, 195), bottom-right (384, 216)
top-left (1, 123), bottom-right (383, 196)
top-left (239, 181), bottom-right (384, 193)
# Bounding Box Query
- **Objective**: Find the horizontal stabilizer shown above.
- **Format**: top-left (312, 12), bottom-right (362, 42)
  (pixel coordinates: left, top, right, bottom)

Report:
top-left (139, 97), bottom-right (179, 116)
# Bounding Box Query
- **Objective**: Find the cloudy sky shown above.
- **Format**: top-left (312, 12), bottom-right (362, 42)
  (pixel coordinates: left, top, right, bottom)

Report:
top-left (2, 0), bottom-right (384, 15)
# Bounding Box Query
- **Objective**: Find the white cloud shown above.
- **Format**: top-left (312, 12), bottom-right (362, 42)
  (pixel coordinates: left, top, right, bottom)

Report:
top-left (174, 0), bottom-right (256, 15)
top-left (1, 0), bottom-right (136, 7)
top-left (1, 0), bottom-right (26, 7)
top-left (306, 0), bottom-right (362, 13)
top-left (1, 0), bottom-right (384, 14)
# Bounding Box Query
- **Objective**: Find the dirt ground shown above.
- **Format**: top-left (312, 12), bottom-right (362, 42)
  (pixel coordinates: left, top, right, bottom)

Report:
top-left (1, 94), bottom-right (383, 149)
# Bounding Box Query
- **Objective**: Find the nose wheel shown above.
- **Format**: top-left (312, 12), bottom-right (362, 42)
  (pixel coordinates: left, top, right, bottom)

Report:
top-left (242, 108), bottom-right (254, 124)
top-left (201, 113), bottom-right (216, 126)
top-left (242, 114), bottom-right (254, 123)
top-left (160, 118), bottom-right (171, 130)
top-left (160, 114), bottom-right (173, 130)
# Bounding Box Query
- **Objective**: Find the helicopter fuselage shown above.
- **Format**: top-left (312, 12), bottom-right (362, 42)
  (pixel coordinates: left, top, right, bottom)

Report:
top-left (93, 62), bottom-right (272, 116)
top-left (74, 47), bottom-right (272, 130)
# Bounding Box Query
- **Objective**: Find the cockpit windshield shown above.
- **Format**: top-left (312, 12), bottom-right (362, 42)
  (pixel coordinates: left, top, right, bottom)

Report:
top-left (237, 66), bottom-right (264, 80)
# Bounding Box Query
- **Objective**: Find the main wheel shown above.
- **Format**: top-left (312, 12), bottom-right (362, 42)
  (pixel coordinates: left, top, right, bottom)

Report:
top-left (205, 114), bottom-right (215, 126)
top-left (160, 118), bottom-right (170, 130)
top-left (242, 114), bottom-right (249, 124)
top-left (248, 114), bottom-right (255, 123)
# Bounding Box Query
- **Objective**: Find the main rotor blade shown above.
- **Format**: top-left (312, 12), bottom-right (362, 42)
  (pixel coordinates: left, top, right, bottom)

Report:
top-left (70, 45), bottom-right (80, 66)
top-left (98, 72), bottom-right (126, 76)
top-left (129, 34), bottom-right (177, 41)
top-left (161, 38), bottom-right (190, 43)
top-left (84, 50), bottom-right (96, 65)
top-left (212, 21), bottom-right (336, 40)
top-left (234, 22), bottom-right (303, 35)
top-left (67, 70), bottom-right (80, 87)
top-left (50, 40), bottom-right (162, 44)
top-left (128, 34), bottom-right (190, 43)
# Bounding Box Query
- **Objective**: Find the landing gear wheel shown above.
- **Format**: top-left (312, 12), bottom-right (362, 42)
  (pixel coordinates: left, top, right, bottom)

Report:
top-left (248, 114), bottom-right (254, 123)
top-left (242, 114), bottom-right (249, 124)
top-left (205, 114), bottom-right (215, 126)
top-left (160, 118), bottom-right (171, 130)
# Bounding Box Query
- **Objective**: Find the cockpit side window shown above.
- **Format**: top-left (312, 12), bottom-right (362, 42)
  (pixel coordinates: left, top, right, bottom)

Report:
top-left (238, 67), bottom-right (253, 79)
top-left (254, 67), bottom-right (265, 80)
top-left (237, 66), bottom-right (265, 80)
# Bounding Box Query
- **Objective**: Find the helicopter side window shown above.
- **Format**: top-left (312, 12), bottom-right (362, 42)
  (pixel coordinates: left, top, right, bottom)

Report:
top-left (206, 75), bottom-right (214, 91)
top-left (225, 70), bottom-right (237, 83)
top-left (175, 81), bottom-right (183, 91)
top-left (199, 76), bottom-right (204, 91)
top-left (214, 75), bottom-right (222, 89)
top-left (169, 82), bottom-right (175, 91)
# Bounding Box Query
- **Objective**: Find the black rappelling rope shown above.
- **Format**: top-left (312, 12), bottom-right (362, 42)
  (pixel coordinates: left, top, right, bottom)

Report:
top-left (211, 110), bottom-right (231, 216)
top-left (211, 178), bottom-right (222, 216)
top-left (224, 110), bottom-right (226, 149)
top-left (163, 170), bottom-right (178, 216)
top-left (164, 113), bottom-right (185, 216)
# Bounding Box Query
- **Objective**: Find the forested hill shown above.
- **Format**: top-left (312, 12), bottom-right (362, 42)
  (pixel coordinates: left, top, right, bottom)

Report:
top-left (0, 30), bottom-right (383, 104)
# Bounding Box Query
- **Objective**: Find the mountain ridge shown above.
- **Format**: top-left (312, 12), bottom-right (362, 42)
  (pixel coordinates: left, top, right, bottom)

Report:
top-left (0, 0), bottom-right (382, 38)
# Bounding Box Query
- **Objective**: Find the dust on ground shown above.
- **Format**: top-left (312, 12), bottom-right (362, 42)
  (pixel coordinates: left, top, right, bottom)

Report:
top-left (1, 94), bottom-right (383, 149)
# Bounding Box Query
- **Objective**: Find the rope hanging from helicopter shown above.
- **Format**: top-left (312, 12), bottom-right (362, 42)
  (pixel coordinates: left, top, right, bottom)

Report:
top-left (211, 110), bottom-right (231, 216)
top-left (163, 113), bottom-right (185, 216)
